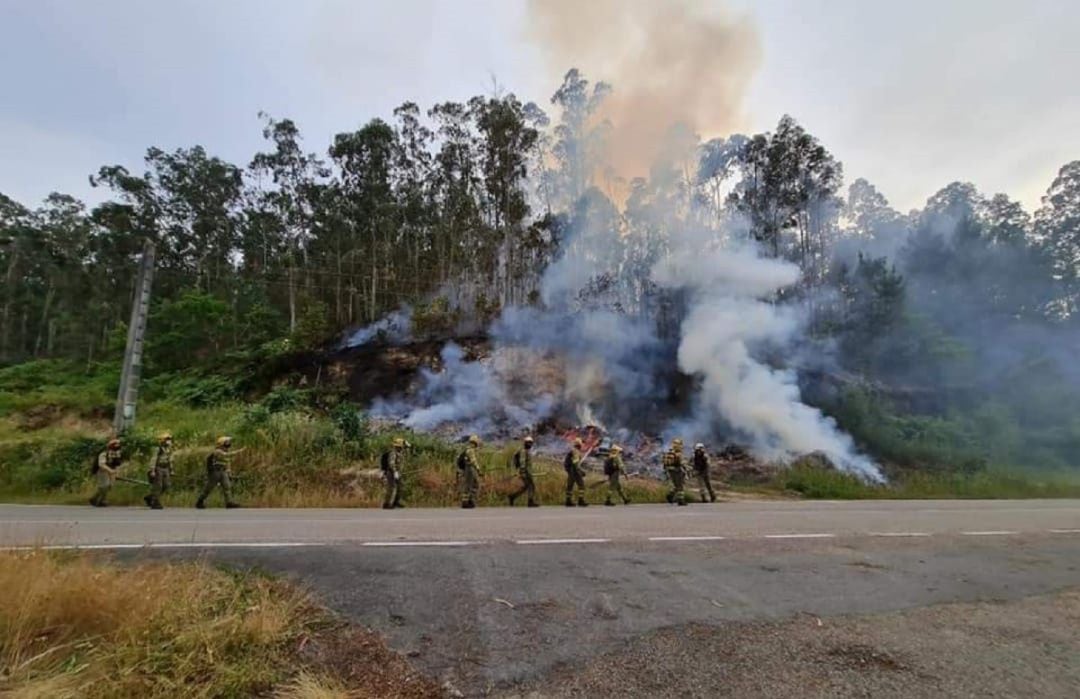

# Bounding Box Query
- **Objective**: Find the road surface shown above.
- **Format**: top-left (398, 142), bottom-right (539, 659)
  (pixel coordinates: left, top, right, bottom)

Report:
top-left (2, 499), bottom-right (1078, 547)
top-left (4, 500), bottom-right (1080, 696)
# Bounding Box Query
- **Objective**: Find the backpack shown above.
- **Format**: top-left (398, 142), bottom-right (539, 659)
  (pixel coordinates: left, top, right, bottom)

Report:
top-left (563, 452), bottom-right (575, 473)
top-left (205, 452), bottom-right (215, 472)
top-left (456, 450), bottom-right (468, 470)
top-left (380, 451), bottom-right (391, 472)
top-left (90, 453), bottom-right (100, 475)
top-left (603, 457), bottom-right (615, 476)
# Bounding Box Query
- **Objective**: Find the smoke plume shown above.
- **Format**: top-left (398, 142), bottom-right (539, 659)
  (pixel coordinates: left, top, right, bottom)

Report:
top-left (654, 236), bottom-right (881, 480)
top-left (526, 0), bottom-right (762, 180)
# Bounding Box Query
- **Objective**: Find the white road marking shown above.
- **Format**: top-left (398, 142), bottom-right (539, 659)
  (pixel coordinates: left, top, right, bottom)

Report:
top-left (763, 533), bottom-right (836, 539)
top-left (516, 538), bottom-right (611, 545)
top-left (648, 536), bottom-right (727, 542)
top-left (961, 531), bottom-right (1019, 536)
top-left (868, 532), bottom-right (931, 538)
top-left (0, 542), bottom-right (325, 550)
top-left (1048, 529), bottom-right (1080, 534)
top-left (361, 541), bottom-right (477, 547)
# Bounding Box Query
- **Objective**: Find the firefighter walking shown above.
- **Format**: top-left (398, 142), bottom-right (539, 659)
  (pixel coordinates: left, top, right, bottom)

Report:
top-left (196, 436), bottom-right (241, 509)
top-left (663, 437), bottom-right (688, 506)
top-left (564, 438), bottom-right (588, 507)
top-left (509, 435), bottom-right (540, 507)
top-left (692, 442), bottom-right (717, 503)
top-left (457, 435), bottom-right (481, 509)
top-left (144, 432), bottom-right (173, 510)
top-left (381, 437), bottom-right (408, 509)
top-left (603, 444), bottom-right (631, 506)
top-left (90, 438), bottom-right (123, 507)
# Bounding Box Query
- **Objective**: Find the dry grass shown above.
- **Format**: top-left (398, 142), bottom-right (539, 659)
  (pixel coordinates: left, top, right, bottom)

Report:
top-left (0, 551), bottom-right (444, 699)
top-left (273, 672), bottom-right (353, 699)
top-left (0, 551), bottom-right (315, 698)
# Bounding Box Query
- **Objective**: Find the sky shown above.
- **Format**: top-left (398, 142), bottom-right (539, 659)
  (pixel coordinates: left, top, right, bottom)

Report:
top-left (2, 0), bottom-right (1078, 213)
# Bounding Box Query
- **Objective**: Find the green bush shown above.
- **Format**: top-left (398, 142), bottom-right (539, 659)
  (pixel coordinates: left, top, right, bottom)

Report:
top-left (261, 386), bottom-right (308, 414)
top-left (331, 402), bottom-right (369, 445)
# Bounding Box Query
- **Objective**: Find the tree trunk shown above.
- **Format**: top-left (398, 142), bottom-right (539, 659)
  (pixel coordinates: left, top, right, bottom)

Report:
top-left (34, 283), bottom-right (55, 357)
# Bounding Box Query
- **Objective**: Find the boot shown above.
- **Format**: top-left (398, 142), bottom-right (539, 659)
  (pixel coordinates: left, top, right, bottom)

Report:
top-left (195, 499), bottom-right (206, 509)
top-left (710, 494), bottom-right (717, 503)
top-left (677, 499), bottom-right (687, 507)
top-left (564, 497), bottom-right (574, 507)
top-left (508, 493), bottom-right (517, 506)
top-left (393, 501), bottom-right (405, 509)
top-left (151, 501), bottom-right (164, 510)
top-left (577, 497), bottom-right (588, 507)
top-left (463, 500), bottom-right (476, 509)
top-left (666, 491), bottom-right (674, 504)
top-left (382, 503), bottom-right (394, 510)
top-left (89, 497), bottom-right (99, 507)
top-left (604, 498), bottom-right (615, 506)
top-left (701, 493), bottom-right (709, 503)
top-left (225, 502), bottom-right (242, 509)
top-left (144, 494), bottom-right (153, 508)
top-left (527, 500), bottom-right (540, 508)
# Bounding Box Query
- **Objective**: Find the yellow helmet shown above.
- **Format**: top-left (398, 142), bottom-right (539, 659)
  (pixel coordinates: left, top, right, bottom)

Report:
top-left (216, 436), bottom-right (231, 448)
top-left (610, 444), bottom-right (623, 454)
top-left (107, 438), bottom-right (121, 448)
top-left (392, 437), bottom-right (406, 449)
top-left (468, 434), bottom-right (480, 446)
top-left (672, 438), bottom-right (683, 449)
top-left (159, 432), bottom-right (173, 444)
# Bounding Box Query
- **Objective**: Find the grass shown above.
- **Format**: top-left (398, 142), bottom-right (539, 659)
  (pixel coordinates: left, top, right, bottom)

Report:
top-left (774, 463), bottom-right (1080, 500)
top-left (0, 551), bottom-right (442, 699)
top-left (0, 551), bottom-right (320, 698)
top-left (0, 359), bottom-right (1076, 507)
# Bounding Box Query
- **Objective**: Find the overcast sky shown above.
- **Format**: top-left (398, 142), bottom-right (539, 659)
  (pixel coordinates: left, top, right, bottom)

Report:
top-left (3, 0), bottom-right (1078, 213)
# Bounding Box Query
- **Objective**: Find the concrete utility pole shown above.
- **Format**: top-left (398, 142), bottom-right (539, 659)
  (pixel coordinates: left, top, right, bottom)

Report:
top-left (113, 240), bottom-right (156, 433)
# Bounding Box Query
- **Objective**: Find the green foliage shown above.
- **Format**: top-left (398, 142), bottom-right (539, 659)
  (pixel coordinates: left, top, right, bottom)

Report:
top-left (330, 402), bottom-right (369, 444)
top-left (778, 465), bottom-right (878, 499)
top-left (146, 373), bottom-right (239, 408)
top-left (0, 359), bottom-right (116, 417)
top-left (290, 299), bottom-right (332, 350)
top-left (0, 435), bottom-right (103, 492)
top-left (261, 385), bottom-right (308, 414)
top-left (147, 290), bottom-right (230, 372)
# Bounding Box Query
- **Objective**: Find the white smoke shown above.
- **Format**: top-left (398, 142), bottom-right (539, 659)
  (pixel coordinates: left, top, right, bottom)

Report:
top-left (342, 307), bottom-right (412, 348)
top-left (654, 238), bottom-right (882, 480)
top-left (370, 342), bottom-right (557, 435)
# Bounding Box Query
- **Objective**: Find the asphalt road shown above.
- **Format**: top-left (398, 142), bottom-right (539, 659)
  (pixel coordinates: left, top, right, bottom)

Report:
top-left (2, 499), bottom-right (1079, 547)
top-left (5, 501), bottom-right (1080, 695)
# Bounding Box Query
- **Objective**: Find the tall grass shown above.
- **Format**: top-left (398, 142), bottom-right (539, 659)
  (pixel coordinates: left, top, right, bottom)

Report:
top-left (0, 551), bottom-right (318, 698)
top-left (775, 463), bottom-right (1080, 500)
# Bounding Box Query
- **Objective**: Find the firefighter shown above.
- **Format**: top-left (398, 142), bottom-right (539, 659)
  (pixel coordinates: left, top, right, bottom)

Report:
top-left (603, 444), bottom-right (631, 506)
top-left (90, 438), bottom-right (123, 507)
top-left (457, 435), bottom-right (481, 509)
top-left (692, 442), bottom-right (717, 503)
top-left (663, 437), bottom-right (687, 506)
top-left (564, 438), bottom-right (588, 507)
top-left (144, 432), bottom-right (173, 510)
top-left (196, 436), bottom-right (241, 509)
top-left (509, 435), bottom-right (539, 507)
top-left (381, 437), bottom-right (408, 509)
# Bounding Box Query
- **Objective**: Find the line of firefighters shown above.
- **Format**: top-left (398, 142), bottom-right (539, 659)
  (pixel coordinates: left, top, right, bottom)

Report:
top-left (88, 432), bottom-right (717, 510)
top-left (381, 434), bottom-right (718, 510)
top-left (89, 433), bottom-right (240, 509)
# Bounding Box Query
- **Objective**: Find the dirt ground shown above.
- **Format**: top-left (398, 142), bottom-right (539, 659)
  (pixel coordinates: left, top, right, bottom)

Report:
top-left (504, 587), bottom-right (1080, 698)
